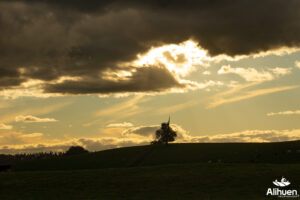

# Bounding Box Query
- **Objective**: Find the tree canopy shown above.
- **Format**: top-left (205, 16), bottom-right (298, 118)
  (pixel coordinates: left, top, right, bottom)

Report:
top-left (152, 118), bottom-right (177, 145)
top-left (65, 146), bottom-right (89, 155)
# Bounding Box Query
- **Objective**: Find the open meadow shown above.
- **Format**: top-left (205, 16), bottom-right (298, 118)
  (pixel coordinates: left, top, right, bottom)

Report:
top-left (1, 142), bottom-right (300, 199)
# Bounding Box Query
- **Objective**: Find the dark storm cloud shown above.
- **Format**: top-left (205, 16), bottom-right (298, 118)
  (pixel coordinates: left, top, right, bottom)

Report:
top-left (44, 66), bottom-right (188, 94)
top-left (1, 0), bottom-right (300, 94)
top-left (0, 68), bottom-right (24, 88)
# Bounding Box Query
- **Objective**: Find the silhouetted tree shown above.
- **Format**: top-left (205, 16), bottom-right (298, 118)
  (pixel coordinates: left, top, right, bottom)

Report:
top-left (65, 146), bottom-right (89, 155)
top-left (152, 117), bottom-right (177, 145)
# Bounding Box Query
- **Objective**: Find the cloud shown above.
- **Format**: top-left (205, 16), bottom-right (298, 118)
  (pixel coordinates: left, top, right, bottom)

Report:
top-left (189, 130), bottom-right (300, 143)
top-left (269, 67), bottom-right (292, 76)
top-left (106, 122), bottom-right (134, 128)
top-left (15, 115), bottom-right (58, 123)
top-left (218, 65), bottom-right (290, 82)
top-left (4, 0), bottom-right (300, 55)
top-left (0, 78), bottom-right (79, 99)
top-left (124, 125), bottom-right (300, 143)
top-left (0, 131), bottom-right (44, 147)
top-left (83, 96), bottom-right (148, 127)
top-left (203, 71), bottom-right (211, 75)
top-left (1, 1), bottom-right (300, 96)
top-left (0, 132), bottom-right (151, 154)
top-left (0, 123), bottom-right (12, 130)
top-left (212, 64), bottom-right (295, 108)
top-left (295, 61), bottom-right (300, 69)
top-left (2, 125), bottom-right (300, 154)
top-left (0, 101), bottom-right (71, 124)
top-left (44, 65), bottom-right (198, 95)
top-left (156, 100), bottom-right (199, 115)
top-left (0, 101), bottom-right (11, 109)
top-left (96, 95), bottom-right (148, 119)
top-left (0, 136), bottom-right (150, 154)
top-left (207, 85), bottom-right (299, 109)
top-left (123, 125), bottom-right (159, 137)
top-left (267, 110), bottom-right (300, 116)
top-left (122, 123), bottom-right (191, 141)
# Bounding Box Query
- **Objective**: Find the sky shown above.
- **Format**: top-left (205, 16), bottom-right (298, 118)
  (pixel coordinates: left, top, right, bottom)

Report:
top-left (1, 0), bottom-right (300, 154)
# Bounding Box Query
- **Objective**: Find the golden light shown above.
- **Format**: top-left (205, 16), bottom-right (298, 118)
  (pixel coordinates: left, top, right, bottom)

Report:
top-left (102, 69), bottom-right (135, 82)
top-left (134, 40), bottom-right (211, 77)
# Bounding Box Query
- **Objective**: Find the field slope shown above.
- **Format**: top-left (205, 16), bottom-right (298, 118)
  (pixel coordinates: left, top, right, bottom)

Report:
top-left (1, 141), bottom-right (300, 199)
top-left (1, 163), bottom-right (300, 199)
top-left (12, 141), bottom-right (300, 171)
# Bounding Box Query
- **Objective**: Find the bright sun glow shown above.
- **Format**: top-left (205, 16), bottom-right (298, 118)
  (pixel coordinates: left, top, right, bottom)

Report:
top-left (134, 40), bottom-right (212, 77)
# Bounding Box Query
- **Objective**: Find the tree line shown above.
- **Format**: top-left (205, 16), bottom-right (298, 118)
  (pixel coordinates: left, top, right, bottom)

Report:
top-left (1, 118), bottom-right (177, 165)
top-left (0, 146), bottom-right (88, 165)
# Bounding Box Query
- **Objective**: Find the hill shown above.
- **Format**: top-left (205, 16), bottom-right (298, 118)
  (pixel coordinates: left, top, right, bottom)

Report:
top-left (12, 141), bottom-right (300, 171)
top-left (2, 141), bottom-right (300, 199)
top-left (1, 163), bottom-right (300, 199)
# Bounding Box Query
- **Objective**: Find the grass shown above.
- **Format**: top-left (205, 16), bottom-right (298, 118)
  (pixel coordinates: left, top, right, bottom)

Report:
top-left (1, 163), bottom-right (300, 199)
top-left (12, 141), bottom-right (300, 171)
top-left (2, 141), bottom-right (300, 199)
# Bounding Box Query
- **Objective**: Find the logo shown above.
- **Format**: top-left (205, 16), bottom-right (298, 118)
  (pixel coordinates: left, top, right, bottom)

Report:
top-left (273, 177), bottom-right (291, 187)
top-left (266, 177), bottom-right (299, 198)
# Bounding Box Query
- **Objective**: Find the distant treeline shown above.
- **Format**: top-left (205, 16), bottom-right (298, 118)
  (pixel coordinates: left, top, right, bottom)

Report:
top-left (0, 146), bottom-right (88, 165)
top-left (0, 152), bottom-right (64, 165)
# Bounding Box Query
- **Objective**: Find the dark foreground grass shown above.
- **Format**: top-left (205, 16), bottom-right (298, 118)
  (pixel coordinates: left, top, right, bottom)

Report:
top-left (12, 142), bottom-right (300, 171)
top-left (1, 163), bottom-right (300, 200)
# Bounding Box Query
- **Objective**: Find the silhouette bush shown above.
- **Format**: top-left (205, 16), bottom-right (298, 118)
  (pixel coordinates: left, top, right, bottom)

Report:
top-left (65, 146), bottom-right (89, 155)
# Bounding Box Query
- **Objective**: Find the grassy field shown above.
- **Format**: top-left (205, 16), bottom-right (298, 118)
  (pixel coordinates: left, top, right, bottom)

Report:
top-left (1, 163), bottom-right (300, 199)
top-left (11, 141), bottom-right (300, 171)
top-left (2, 142), bottom-right (300, 199)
